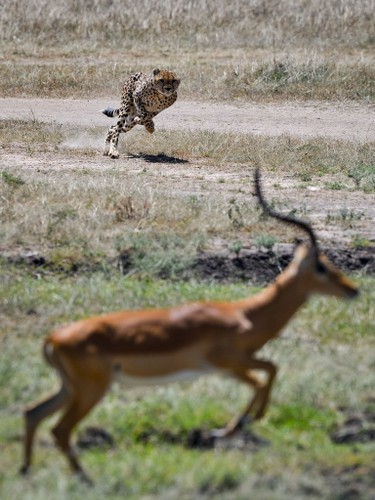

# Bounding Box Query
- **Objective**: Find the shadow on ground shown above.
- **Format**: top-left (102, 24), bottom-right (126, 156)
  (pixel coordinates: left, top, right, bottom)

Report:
top-left (129, 152), bottom-right (188, 164)
top-left (76, 425), bottom-right (269, 452)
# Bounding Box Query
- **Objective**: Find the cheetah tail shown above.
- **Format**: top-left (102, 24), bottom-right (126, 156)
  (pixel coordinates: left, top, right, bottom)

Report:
top-left (101, 107), bottom-right (120, 118)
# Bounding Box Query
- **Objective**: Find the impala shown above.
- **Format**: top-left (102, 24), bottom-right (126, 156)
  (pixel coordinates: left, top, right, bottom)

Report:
top-left (21, 168), bottom-right (358, 482)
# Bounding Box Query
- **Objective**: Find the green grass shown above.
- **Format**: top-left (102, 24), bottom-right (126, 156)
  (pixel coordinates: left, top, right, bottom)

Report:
top-left (1, 265), bottom-right (374, 498)
top-left (1, 170), bottom-right (26, 187)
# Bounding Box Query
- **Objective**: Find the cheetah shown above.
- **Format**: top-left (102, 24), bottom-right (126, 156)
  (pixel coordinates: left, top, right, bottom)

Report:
top-left (102, 68), bottom-right (180, 159)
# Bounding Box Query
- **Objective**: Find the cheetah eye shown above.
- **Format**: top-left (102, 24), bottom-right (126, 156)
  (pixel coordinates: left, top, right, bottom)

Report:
top-left (159, 79), bottom-right (165, 85)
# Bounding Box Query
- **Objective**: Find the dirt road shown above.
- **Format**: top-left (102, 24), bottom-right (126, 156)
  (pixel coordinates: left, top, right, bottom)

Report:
top-left (1, 98), bottom-right (374, 142)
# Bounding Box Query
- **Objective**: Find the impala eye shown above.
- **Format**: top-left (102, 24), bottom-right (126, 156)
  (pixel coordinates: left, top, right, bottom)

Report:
top-left (316, 261), bottom-right (327, 274)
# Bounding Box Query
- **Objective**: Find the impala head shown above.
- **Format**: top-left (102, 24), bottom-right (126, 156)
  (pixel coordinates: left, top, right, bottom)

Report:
top-left (254, 168), bottom-right (359, 299)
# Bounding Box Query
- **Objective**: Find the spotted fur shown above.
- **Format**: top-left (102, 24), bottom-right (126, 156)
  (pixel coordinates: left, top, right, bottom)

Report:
top-left (102, 68), bottom-right (180, 158)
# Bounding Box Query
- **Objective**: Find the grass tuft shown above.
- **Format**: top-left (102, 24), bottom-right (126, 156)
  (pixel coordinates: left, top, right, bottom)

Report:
top-left (1, 170), bottom-right (25, 187)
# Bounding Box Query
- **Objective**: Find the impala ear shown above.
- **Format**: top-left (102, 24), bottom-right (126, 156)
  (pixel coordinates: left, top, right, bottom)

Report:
top-left (153, 68), bottom-right (160, 76)
top-left (293, 244), bottom-right (320, 273)
top-left (293, 244), bottom-right (309, 264)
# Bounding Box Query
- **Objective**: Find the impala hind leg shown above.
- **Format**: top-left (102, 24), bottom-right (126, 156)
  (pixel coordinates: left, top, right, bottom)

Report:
top-left (20, 385), bottom-right (70, 474)
top-left (51, 376), bottom-right (110, 483)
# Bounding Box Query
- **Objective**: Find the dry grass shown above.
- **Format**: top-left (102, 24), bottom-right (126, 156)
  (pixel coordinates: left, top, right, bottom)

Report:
top-left (2, 119), bottom-right (374, 183)
top-left (217, 56), bottom-right (375, 101)
top-left (2, 0), bottom-right (374, 50)
top-left (1, 55), bottom-right (374, 102)
top-left (0, 158), bottom-right (257, 272)
top-left (1, 0), bottom-right (374, 101)
top-left (1, 120), bottom-right (374, 275)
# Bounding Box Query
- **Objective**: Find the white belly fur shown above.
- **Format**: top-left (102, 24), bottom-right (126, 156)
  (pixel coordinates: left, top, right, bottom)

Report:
top-left (114, 367), bottom-right (214, 388)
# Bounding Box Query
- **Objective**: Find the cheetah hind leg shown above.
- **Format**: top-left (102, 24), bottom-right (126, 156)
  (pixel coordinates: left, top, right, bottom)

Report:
top-left (108, 140), bottom-right (120, 159)
top-left (107, 121), bottom-right (123, 159)
top-left (103, 125), bottom-right (116, 156)
top-left (107, 117), bottom-right (138, 159)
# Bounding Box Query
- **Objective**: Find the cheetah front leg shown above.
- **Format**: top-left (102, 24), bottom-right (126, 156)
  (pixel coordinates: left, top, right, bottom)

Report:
top-left (133, 92), bottom-right (156, 134)
top-left (133, 115), bottom-right (155, 134)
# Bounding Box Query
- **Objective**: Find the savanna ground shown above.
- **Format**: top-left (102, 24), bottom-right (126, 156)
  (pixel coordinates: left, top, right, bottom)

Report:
top-left (1, 1), bottom-right (375, 498)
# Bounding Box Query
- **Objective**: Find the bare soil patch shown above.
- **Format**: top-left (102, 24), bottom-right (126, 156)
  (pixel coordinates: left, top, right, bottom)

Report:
top-left (7, 233), bottom-right (374, 284)
top-left (191, 245), bottom-right (375, 283)
top-left (331, 409), bottom-right (375, 445)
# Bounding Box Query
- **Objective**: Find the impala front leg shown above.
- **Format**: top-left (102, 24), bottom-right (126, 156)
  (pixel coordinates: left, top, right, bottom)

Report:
top-left (207, 354), bottom-right (277, 438)
top-left (242, 358), bottom-right (277, 421)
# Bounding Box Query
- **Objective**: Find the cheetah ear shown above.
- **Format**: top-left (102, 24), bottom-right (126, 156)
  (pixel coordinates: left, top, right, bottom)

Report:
top-left (152, 68), bottom-right (160, 76)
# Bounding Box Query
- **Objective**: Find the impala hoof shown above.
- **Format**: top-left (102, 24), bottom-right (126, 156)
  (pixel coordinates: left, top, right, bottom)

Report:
top-left (187, 428), bottom-right (216, 449)
top-left (77, 470), bottom-right (94, 486)
top-left (19, 464), bottom-right (30, 475)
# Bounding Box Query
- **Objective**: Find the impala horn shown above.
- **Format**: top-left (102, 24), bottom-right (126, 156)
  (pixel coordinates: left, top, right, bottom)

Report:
top-left (254, 167), bottom-right (319, 254)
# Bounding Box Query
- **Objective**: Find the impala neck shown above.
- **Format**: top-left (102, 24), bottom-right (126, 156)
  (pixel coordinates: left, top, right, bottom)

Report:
top-left (241, 258), bottom-right (312, 338)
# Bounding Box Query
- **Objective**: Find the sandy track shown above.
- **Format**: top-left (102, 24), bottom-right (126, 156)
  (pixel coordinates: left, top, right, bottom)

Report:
top-left (0, 98), bottom-right (374, 142)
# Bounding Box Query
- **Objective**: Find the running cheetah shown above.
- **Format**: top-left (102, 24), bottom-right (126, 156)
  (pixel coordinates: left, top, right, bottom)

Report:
top-left (102, 68), bottom-right (180, 159)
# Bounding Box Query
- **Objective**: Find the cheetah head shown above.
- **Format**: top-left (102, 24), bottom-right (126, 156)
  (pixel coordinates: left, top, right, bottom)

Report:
top-left (152, 68), bottom-right (180, 96)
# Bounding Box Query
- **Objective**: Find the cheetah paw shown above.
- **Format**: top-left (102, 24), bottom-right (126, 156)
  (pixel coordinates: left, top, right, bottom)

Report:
top-left (108, 149), bottom-right (120, 159)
